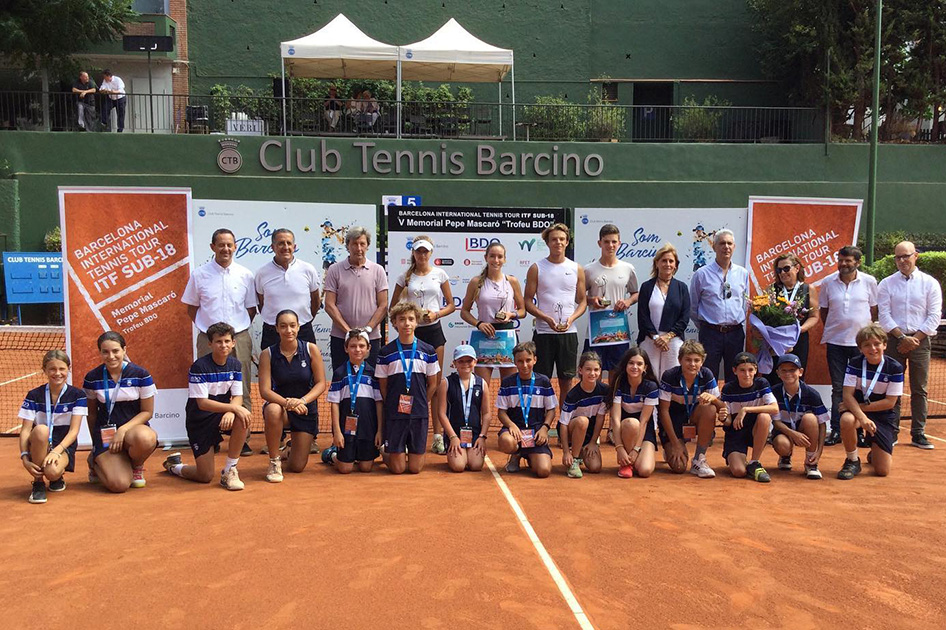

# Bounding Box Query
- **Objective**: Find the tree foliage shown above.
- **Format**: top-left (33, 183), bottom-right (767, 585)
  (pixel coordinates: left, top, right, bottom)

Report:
top-left (0, 1), bottom-right (136, 75)
top-left (746, 0), bottom-right (946, 141)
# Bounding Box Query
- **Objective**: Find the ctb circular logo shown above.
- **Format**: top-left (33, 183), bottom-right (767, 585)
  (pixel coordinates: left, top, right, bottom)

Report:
top-left (216, 138), bottom-right (242, 174)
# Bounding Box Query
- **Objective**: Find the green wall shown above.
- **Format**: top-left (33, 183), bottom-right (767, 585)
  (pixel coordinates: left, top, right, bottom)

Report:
top-left (1, 132), bottom-right (944, 252)
top-left (188, 0), bottom-right (775, 105)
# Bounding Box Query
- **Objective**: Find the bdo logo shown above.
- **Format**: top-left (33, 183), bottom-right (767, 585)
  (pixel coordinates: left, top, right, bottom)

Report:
top-left (466, 237), bottom-right (500, 251)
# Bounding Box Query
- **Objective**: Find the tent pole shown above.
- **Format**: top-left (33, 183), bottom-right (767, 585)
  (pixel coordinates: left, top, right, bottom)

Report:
top-left (498, 83), bottom-right (502, 136)
top-left (396, 48), bottom-right (402, 139)
top-left (281, 59), bottom-right (287, 136)
top-left (511, 54), bottom-right (516, 141)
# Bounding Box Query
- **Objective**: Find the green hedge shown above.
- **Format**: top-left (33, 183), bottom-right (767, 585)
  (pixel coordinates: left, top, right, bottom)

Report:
top-left (858, 232), bottom-right (946, 259)
top-left (862, 251), bottom-right (946, 308)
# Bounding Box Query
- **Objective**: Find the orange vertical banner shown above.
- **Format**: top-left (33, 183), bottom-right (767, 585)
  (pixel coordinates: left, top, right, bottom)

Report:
top-left (59, 187), bottom-right (194, 445)
top-left (746, 196), bottom-right (862, 386)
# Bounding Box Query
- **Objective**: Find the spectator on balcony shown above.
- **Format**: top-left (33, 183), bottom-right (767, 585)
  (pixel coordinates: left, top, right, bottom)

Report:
top-left (349, 90), bottom-right (379, 128)
top-left (324, 85), bottom-right (343, 130)
top-left (99, 69), bottom-right (127, 132)
top-left (71, 71), bottom-right (97, 131)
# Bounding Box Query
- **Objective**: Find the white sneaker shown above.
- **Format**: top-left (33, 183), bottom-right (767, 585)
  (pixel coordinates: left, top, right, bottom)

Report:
top-left (804, 464), bottom-right (823, 480)
top-left (265, 458), bottom-right (284, 483)
top-left (689, 454), bottom-right (716, 478)
top-left (220, 466), bottom-right (245, 491)
top-left (504, 455), bottom-right (521, 473)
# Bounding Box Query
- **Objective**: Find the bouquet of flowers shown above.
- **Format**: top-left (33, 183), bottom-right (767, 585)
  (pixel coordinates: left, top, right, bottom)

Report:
top-left (748, 289), bottom-right (803, 373)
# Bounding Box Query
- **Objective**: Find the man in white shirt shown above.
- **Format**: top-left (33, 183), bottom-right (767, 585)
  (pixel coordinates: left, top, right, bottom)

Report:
top-left (255, 228), bottom-right (321, 351)
top-left (98, 69), bottom-right (127, 132)
top-left (819, 245), bottom-right (878, 445)
top-left (584, 223), bottom-right (639, 378)
top-left (877, 241), bottom-right (942, 450)
top-left (689, 229), bottom-right (750, 380)
top-left (182, 228), bottom-right (258, 453)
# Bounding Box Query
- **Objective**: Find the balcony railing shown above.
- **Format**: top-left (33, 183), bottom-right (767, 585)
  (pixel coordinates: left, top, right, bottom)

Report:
top-left (0, 90), bottom-right (826, 143)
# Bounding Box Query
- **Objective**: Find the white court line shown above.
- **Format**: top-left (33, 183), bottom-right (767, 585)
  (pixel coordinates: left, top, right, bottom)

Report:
top-left (0, 371), bottom-right (41, 387)
top-left (484, 455), bottom-right (595, 630)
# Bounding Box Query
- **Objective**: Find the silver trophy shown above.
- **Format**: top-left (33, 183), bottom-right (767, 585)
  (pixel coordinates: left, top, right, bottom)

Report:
top-left (554, 301), bottom-right (567, 331)
top-left (413, 288), bottom-right (431, 322)
top-left (595, 276), bottom-right (611, 307)
top-left (495, 285), bottom-right (510, 321)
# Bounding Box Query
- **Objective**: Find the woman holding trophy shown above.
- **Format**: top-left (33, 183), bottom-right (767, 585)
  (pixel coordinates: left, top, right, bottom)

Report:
top-left (460, 242), bottom-right (527, 383)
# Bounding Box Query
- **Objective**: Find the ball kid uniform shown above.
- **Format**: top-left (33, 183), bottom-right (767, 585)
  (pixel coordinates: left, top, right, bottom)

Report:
top-left (185, 354), bottom-right (243, 458)
top-left (843, 354), bottom-right (904, 454)
top-left (266, 342), bottom-right (319, 435)
top-left (770, 381), bottom-right (829, 435)
top-left (559, 381), bottom-right (609, 447)
top-left (497, 371), bottom-right (558, 457)
top-left (658, 366), bottom-right (719, 445)
top-left (613, 379), bottom-right (660, 445)
top-left (83, 362), bottom-right (156, 459)
top-left (19, 384), bottom-right (88, 472)
top-left (375, 337), bottom-right (440, 454)
top-left (444, 373), bottom-right (485, 448)
top-left (327, 361), bottom-right (382, 463)
top-left (720, 377), bottom-right (777, 459)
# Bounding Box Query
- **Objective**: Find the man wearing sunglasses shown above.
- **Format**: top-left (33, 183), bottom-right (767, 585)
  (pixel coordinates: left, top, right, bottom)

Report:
top-left (819, 245), bottom-right (878, 446)
top-left (689, 229), bottom-right (749, 382)
top-left (877, 241), bottom-right (942, 450)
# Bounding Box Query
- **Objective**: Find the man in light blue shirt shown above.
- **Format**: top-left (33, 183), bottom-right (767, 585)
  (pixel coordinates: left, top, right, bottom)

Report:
top-left (689, 229), bottom-right (749, 380)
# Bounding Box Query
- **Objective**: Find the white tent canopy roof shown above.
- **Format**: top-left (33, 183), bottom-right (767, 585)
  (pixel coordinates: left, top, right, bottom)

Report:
top-left (280, 13), bottom-right (398, 79)
top-left (399, 18), bottom-right (513, 83)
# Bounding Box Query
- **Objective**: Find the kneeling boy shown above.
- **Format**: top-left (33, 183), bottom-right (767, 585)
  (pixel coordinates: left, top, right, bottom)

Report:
top-left (376, 302), bottom-right (441, 474)
top-left (657, 340), bottom-right (725, 478)
top-left (497, 341), bottom-right (558, 478)
top-left (164, 322), bottom-right (250, 490)
top-left (720, 352), bottom-right (778, 482)
top-left (770, 353), bottom-right (829, 479)
top-left (837, 323), bottom-right (904, 480)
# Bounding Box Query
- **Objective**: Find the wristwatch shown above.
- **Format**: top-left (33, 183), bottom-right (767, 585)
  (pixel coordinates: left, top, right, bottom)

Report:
top-left (651, 334), bottom-right (660, 341)
top-left (633, 446), bottom-right (642, 453)
top-left (364, 325), bottom-right (372, 333)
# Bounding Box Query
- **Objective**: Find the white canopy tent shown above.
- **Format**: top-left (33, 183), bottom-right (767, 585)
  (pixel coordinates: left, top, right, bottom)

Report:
top-left (399, 18), bottom-right (515, 136)
top-left (278, 15), bottom-right (517, 137)
top-left (279, 14), bottom-right (398, 134)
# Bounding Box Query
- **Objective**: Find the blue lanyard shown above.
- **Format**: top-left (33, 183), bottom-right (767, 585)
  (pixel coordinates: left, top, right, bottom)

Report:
top-left (103, 363), bottom-right (126, 421)
top-left (396, 339), bottom-right (417, 392)
top-left (346, 361), bottom-right (365, 416)
top-left (861, 356), bottom-right (885, 400)
top-left (44, 384), bottom-right (65, 448)
top-left (782, 387), bottom-right (800, 420)
top-left (460, 376), bottom-right (476, 427)
top-left (680, 375), bottom-right (699, 417)
top-left (517, 373), bottom-right (536, 426)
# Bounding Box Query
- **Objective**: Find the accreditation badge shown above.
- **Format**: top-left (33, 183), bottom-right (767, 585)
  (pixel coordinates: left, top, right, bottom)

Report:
top-left (344, 416), bottom-right (358, 436)
top-left (398, 394), bottom-right (414, 415)
top-left (520, 429), bottom-right (535, 448)
top-left (460, 428), bottom-right (474, 448)
top-left (100, 425), bottom-right (117, 447)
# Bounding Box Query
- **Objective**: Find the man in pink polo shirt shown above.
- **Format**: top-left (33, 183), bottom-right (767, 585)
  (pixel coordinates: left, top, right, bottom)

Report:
top-left (323, 226), bottom-right (389, 371)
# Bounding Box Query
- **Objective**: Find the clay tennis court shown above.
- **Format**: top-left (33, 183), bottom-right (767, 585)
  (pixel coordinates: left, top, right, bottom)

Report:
top-left (3, 329), bottom-right (946, 628)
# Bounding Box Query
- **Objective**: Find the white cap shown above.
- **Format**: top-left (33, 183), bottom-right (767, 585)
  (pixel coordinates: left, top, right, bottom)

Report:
top-left (453, 344), bottom-right (477, 361)
top-left (412, 239), bottom-right (434, 252)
